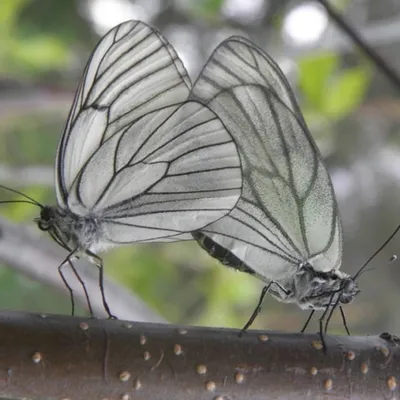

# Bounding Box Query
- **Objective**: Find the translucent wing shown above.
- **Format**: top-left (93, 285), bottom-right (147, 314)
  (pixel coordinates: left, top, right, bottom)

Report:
top-left (55, 21), bottom-right (242, 243)
top-left (191, 38), bottom-right (342, 280)
top-left (191, 36), bottom-right (304, 121)
top-left (66, 100), bottom-right (241, 243)
top-left (56, 20), bottom-right (192, 206)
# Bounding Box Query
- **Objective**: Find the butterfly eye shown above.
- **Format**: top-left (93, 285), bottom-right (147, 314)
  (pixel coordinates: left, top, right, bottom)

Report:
top-left (36, 206), bottom-right (54, 231)
top-left (40, 207), bottom-right (52, 222)
top-left (37, 221), bottom-right (49, 232)
top-left (340, 296), bottom-right (352, 305)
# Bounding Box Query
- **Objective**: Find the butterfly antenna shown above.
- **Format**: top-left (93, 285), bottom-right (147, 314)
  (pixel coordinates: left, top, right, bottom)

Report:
top-left (352, 255), bottom-right (398, 280)
top-left (0, 200), bottom-right (42, 207)
top-left (0, 184), bottom-right (43, 208)
top-left (353, 223), bottom-right (400, 280)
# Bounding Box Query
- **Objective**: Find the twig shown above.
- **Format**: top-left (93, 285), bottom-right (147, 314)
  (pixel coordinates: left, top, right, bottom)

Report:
top-left (0, 311), bottom-right (399, 399)
top-left (0, 164), bottom-right (53, 187)
top-left (0, 88), bottom-right (72, 120)
top-left (316, 0), bottom-right (400, 91)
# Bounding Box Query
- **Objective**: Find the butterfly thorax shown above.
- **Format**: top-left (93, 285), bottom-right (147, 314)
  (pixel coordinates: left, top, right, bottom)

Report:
top-left (271, 264), bottom-right (360, 310)
top-left (36, 206), bottom-right (103, 252)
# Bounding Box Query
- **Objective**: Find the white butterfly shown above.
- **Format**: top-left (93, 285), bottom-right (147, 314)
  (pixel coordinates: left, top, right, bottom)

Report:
top-left (2, 21), bottom-right (242, 316)
top-left (189, 36), bottom-right (359, 330)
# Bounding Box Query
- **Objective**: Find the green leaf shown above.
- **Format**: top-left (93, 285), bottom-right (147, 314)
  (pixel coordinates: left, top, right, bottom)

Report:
top-left (200, 0), bottom-right (224, 14)
top-left (0, 0), bottom-right (28, 32)
top-left (13, 35), bottom-right (69, 71)
top-left (298, 52), bottom-right (338, 109)
top-left (191, 0), bottom-right (224, 21)
top-left (323, 67), bottom-right (370, 118)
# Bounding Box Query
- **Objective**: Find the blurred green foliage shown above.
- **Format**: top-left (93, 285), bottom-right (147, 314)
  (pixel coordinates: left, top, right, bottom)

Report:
top-left (299, 52), bottom-right (371, 119)
top-left (0, 0), bottom-right (95, 78)
top-left (193, 0), bottom-right (225, 20)
top-left (298, 52), bottom-right (370, 156)
top-left (0, 0), bottom-right (373, 333)
top-left (0, 0), bottom-right (68, 77)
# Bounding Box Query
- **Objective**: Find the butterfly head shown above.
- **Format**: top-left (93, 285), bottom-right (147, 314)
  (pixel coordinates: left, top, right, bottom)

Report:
top-left (36, 206), bottom-right (56, 232)
top-left (338, 276), bottom-right (360, 305)
top-left (287, 265), bottom-right (360, 310)
top-left (35, 206), bottom-right (79, 250)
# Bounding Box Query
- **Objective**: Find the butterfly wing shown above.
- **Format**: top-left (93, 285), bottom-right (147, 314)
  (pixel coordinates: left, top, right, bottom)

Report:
top-left (56, 20), bottom-right (192, 205)
top-left (191, 36), bottom-right (305, 120)
top-left (67, 101), bottom-right (241, 242)
top-left (191, 38), bottom-right (342, 280)
top-left (55, 21), bottom-right (242, 242)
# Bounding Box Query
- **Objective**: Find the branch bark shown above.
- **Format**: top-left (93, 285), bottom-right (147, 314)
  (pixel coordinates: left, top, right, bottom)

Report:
top-left (0, 217), bottom-right (165, 323)
top-left (0, 311), bottom-right (399, 399)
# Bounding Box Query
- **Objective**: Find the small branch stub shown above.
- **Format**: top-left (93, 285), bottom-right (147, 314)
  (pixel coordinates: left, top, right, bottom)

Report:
top-left (388, 376), bottom-right (397, 391)
top-left (118, 371), bottom-right (131, 382)
top-left (196, 364), bottom-right (207, 375)
top-left (31, 352), bottom-right (42, 364)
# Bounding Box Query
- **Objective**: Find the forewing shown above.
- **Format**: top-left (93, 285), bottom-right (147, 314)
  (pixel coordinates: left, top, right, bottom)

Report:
top-left (191, 36), bottom-right (304, 121)
top-left (66, 101), bottom-right (241, 242)
top-left (193, 84), bottom-right (342, 279)
top-left (56, 20), bottom-right (192, 206)
top-left (191, 37), bottom-right (342, 277)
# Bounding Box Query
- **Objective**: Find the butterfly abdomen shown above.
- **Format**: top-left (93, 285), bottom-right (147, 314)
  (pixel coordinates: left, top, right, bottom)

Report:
top-left (192, 231), bottom-right (255, 275)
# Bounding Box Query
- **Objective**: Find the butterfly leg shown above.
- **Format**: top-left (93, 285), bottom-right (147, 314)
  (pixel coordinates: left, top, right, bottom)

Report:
top-left (67, 258), bottom-right (94, 317)
top-left (317, 291), bottom-right (340, 354)
top-left (323, 297), bottom-right (350, 335)
top-left (240, 281), bottom-right (290, 336)
top-left (301, 304), bottom-right (349, 337)
top-left (86, 250), bottom-right (117, 320)
top-left (318, 305), bottom-right (331, 354)
top-left (339, 306), bottom-right (351, 335)
top-left (57, 250), bottom-right (78, 316)
top-left (301, 310), bottom-right (315, 333)
top-left (239, 284), bottom-right (270, 336)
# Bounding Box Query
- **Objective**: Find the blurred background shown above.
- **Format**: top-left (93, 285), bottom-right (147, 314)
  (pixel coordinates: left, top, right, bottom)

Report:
top-left (0, 0), bottom-right (400, 335)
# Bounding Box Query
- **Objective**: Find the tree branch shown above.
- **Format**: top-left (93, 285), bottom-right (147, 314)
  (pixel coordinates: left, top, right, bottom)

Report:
top-left (0, 87), bottom-right (72, 121)
top-left (0, 311), bottom-right (399, 399)
top-left (316, 0), bottom-right (400, 91)
top-left (0, 217), bottom-right (165, 323)
top-left (0, 164), bottom-right (53, 186)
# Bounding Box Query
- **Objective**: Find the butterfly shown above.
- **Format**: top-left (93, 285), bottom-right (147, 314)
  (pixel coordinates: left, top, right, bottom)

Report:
top-left (1, 21), bottom-right (242, 317)
top-left (189, 36), bottom-right (360, 340)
